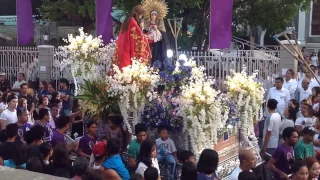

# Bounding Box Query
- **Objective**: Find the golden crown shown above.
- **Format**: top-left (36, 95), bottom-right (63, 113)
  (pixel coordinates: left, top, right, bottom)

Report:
top-left (142, 0), bottom-right (168, 21)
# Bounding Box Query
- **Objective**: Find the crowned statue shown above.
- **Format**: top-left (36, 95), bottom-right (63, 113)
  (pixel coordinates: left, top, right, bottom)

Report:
top-left (142, 0), bottom-right (169, 65)
top-left (114, 5), bottom-right (152, 70)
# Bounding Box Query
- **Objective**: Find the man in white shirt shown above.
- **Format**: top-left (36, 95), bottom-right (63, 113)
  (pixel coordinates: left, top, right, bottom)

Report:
top-left (298, 78), bottom-right (312, 103)
top-left (283, 69), bottom-right (297, 100)
top-left (229, 149), bottom-right (256, 180)
top-left (267, 77), bottom-right (290, 116)
top-left (0, 94), bottom-right (18, 130)
top-left (262, 99), bottom-right (282, 155)
top-left (12, 73), bottom-right (26, 92)
top-left (298, 66), bottom-right (320, 90)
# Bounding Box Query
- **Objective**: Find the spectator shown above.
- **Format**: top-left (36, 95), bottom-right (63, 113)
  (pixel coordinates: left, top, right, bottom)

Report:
top-left (102, 138), bottom-right (130, 180)
top-left (59, 78), bottom-right (72, 115)
top-left (229, 149), bottom-right (256, 180)
top-left (311, 87), bottom-right (320, 105)
top-left (27, 125), bottom-right (45, 159)
top-left (238, 171), bottom-right (257, 180)
top-left (262, 99), bottom-right (281, 155)
top-left (33, 95), bottom-right (50, 121)
top-left (289, 99), bottom-right (302, 118)
top-left (267, 127), bottom-right (298, 180)
top-left (106, 115), bottom-right (126, 150)
top-left (295, 104), bottom-right (314, 134)
top-left (304, 157), bottom-right (320, 180)
top-left (78, 120), bottom-right (98, 158)
top-left (181, 162), bottom-right (197, 180)
top-left (298, 78), bottom-right (312, 103)
top-left (82, 169), bottom-right (104, 180)
top-left (17, 98), bottom-right (33, 125)
top-left (36, 108), bottom-right (53, 143)
top-left (50, 104), bottom-right (60, 128)
top-left (12, 73), bottom-right (26, 92)
top-left (266, 77), bottom-right (290, 116)
top-left (0, 94), bottom-right (18, 130)
top-left (4, 143), bottom-right (28, 169)
top-left (48, 82), bottom-right (56, 95)
top-left (177, 150), bottom-right (195, 164)
top-left (92, 141), bottom-right (106, 170)
top-left (16, 107), bottom-right (32, 142)
top-left (18, 83), bottom-right (34, 113)
top-left (38, 80), bottom-right (50, 97)
top-left (24, 130), bottom-right (33, 146)
top-left (71, 157), bottom-right (89, 180)
top-left (39, 142), bottom-right (52, 165)
top-left (50, 91), bottom-right (60, 105)
top-left (283, 69), bottom-right (297, 99)
top-left (44, 144), bottom-right (74, 178)
top-left (128, 123), bottom-right (148, 172)
top-left (0, 91), bottom-right (10, 115)
top-left (311, 52), bottom-right (318, 66)
top-left (156, 127), bottom-right (177, 179)
top-left (0, 72), bottom-right (10, 92)
top-left (129, 174), bottom-right (144, 180)
top-left (135, 139), bottom-right (160, 178)
top-left (294, 127), bottom-right (316, 160)
top-left (299, 67), bottom-right (320, 90)
top-left (280, 106), bottom-right (297, 136)
top-left (71, 98), bottom-right (83, 139)
top-left (51, 115), bottom-right (78, 151)
top-left (197, 149), bottom-right (219, 180)
top-left (144, 167), bottom-right (159, 180)
top-left (0, 124), bottom-right (21, 160)
top-left (291, 161), bottom-right (309, 180)
top-left (26, 157), bottom-right (43, 173)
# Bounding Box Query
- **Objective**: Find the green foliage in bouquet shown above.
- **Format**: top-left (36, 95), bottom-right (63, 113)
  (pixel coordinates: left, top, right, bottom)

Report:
top-left (76, 79), bottom-right (120, 117)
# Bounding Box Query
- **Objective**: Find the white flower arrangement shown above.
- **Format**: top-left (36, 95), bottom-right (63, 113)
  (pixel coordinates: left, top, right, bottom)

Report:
top-left (106, 58), bottom-right (159, 133)
top-left (225, 68), bottom-right (265, 142)
top-left (56, 27), bottom-right (115, 95)
top-left (175, 59), bottom-right (228, 155)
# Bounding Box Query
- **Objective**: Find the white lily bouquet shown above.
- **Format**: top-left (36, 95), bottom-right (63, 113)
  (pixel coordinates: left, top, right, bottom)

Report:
top-left (176, 59), bottom-right (228, 155)
top-left (56, 27), bottom-right (115, 95)
top-left (106, 58), bottom-right (159, 133)
top-left (225, 68), bottom-right (265, 139)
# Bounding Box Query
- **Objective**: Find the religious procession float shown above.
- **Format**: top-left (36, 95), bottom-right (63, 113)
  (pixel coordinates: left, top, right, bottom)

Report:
top-left (56, 0), bottom-right (265, 178)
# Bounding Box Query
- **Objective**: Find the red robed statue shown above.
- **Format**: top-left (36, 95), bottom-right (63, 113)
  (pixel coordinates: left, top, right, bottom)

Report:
top-left (114, 5), bottom-right (151, 69)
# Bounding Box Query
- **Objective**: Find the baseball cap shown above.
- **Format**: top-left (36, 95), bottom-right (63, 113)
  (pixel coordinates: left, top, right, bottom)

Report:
top-left (92, 141), bottom-right (106, 157)
top-left (302, 126), bottom-right (316, 136)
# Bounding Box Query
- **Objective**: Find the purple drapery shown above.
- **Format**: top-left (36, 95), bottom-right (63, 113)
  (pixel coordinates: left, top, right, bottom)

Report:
top-left (17, 0), bottom-right (34, 45)
top-left (96, 0), bottom-right (114, 44)
top-left (209, 0), bottom-right (234, 49)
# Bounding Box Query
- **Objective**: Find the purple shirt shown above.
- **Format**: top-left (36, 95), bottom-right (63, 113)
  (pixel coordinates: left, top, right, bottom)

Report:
top-left (51, 130), bottom-right (66, 148)
top-left (35, 122), bottom-right (53, 143)
top-left (78, 135), bottom-right (98, 156)
top-left (272, 143), bottom-right (295, 180)
top-left (16, 123), bottom-right (33, 142)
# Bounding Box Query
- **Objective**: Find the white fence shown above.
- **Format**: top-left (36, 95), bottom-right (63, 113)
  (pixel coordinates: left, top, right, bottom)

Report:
top-left (0, 46), bottom-right (280, 90)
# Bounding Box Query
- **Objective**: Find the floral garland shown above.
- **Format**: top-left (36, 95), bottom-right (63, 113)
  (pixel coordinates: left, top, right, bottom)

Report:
top-left (56, 27), bottom-right (114, 95)
top-left (175, 59), bottom-right (228, 155)
top-left (225, 68), bottom-right (265, 144)
top-left (106, 59), bottom-right (159, 133)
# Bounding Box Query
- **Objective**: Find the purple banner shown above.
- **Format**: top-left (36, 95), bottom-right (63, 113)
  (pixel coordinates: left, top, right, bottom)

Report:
top-left (96, 0), bottom-right (114, 44)
top-left (17, 0), bottom-right (34, 45)
top-left (210, 0), bottom-right (234, 49)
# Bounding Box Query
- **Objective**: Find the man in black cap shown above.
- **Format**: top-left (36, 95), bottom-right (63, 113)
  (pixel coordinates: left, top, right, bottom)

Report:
top-left (294, 126), bottom-right (316, 160)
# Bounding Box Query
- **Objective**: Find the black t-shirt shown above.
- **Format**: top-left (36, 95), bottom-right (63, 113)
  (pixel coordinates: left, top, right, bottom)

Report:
top-left (27, 145), bottom-right (41, 159)
top-left (19, 94), bottom-right (34, 111)
top-left (0, 141), bottom-right (22, 160)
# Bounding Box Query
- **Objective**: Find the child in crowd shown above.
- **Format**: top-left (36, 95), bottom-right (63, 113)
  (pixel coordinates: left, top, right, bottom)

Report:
top-left (39, 142), bottom-right (53, 165)
top-left (177, 150), bottom-right (195, 164)
top-left (144, 167), bottom-right (159, 180)
top-left (180, 162), bottom-right (197, 180)
top-left (136, 139), bottom-right (160, 178)
top-left (106, 115), bottom-right (128, 151)
top-left (156, 127), bottom-right (177, 180)
top-left (78, 120), bottom-right (98, 158)
top-left (92, 141), bottom-right (106, 170)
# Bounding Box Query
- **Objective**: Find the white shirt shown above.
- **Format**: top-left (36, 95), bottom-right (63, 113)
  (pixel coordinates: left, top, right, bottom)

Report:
top-left (263, 113), bottom-right (281, 148)
top-left (136, 158), bottom-right (160, 176)
top-left (12, 80), bottom-right (26, 89)
top-left (280, 119), bottom-right (295, 135)
top-left (229, 166), bottom-right (242, 180)
top-left (295, 117), bottom-right (315, 129)
top-left (298, 78), bottom-right (320, 90)
top-left (299, 87), bottom-right (312, 103)
top-left (0, 102), bottom-right (8, 116)
top-left (311, 56), bottom-right (318, 66)
top-left (313, 103), bottom-right (319, 111)
top-left (283, 78), bottom-right (297, 99)
top-left (267, 87), bottom-right (290, 115)
top-left (156, 137), bottom-right (177, 154)
top-left (0, 109), bottom-right (17, 125)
